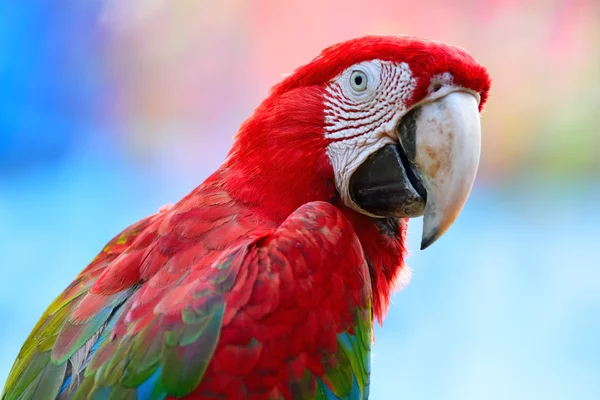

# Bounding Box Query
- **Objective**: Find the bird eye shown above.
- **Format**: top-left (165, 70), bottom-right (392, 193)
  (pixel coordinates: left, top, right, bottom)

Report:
top-left (350, 70), bottom-right (368, 92)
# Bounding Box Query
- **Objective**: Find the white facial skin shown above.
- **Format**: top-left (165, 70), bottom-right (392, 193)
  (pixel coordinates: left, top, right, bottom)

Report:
top-left (324, 60), bottom-right (483, 249)
top-left (324, 60), bottom-right (418, 215)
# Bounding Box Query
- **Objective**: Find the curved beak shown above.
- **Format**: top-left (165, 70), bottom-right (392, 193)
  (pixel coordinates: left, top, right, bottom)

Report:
top-left (349, 91), bottom-right (481, 250)
top-left (401, 91), bottom-right (482, 249)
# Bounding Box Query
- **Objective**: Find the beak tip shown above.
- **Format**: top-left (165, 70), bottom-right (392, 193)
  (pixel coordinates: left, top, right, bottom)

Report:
top-left (420, 228), bottom-right (440, 250)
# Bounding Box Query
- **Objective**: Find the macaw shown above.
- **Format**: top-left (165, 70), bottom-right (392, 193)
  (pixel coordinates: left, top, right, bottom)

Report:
top-left (2, 35), bottom-right (490, 400)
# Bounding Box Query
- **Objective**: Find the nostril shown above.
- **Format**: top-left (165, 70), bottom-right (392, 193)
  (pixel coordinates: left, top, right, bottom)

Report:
top-left (432, 82), bottom-right (443, 93)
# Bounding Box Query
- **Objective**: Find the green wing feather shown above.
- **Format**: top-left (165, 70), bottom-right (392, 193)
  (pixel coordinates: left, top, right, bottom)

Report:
top-left (320, 306), bottom-right (372, 400)
top-left (64, 249), bottom-right (239, 399)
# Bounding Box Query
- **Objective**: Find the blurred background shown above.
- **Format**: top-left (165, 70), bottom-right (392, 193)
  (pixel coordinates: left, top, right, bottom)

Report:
top-left (1, 0), bottom-right (599, 398)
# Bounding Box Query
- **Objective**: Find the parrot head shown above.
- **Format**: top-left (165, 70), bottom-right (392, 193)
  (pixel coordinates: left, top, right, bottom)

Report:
top-left (225, 35), bottom-right (490, 250)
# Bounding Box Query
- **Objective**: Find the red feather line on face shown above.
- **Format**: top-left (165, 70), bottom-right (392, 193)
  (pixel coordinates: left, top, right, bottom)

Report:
top-left (322, 61), bottom-right (406, 142)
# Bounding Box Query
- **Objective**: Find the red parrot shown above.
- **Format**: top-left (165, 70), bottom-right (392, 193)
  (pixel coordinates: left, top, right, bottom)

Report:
top-left (2, 36), bottom-right (490, 399)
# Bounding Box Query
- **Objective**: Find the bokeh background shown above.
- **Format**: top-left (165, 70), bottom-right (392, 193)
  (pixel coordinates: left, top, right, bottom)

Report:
top-left (1, 1), bottom-right (599, 398)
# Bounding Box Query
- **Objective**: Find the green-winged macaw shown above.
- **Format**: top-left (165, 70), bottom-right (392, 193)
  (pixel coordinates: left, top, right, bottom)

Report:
top-left (2, 35), bottom-right (490, 400)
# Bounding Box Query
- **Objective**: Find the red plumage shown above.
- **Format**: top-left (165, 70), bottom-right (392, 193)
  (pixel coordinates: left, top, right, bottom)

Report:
top-left (3, 35), bottom-right (491, 400)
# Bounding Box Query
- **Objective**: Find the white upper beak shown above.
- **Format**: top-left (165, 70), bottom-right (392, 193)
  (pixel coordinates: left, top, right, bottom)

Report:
top-left (408, 91), bottom-right (482, 249)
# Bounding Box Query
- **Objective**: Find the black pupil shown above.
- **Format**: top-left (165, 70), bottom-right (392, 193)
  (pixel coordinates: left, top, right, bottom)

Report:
top-left (354, 75), bottom-right (363, 86)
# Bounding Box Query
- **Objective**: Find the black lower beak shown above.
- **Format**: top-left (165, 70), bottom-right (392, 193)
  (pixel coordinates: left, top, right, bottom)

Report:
top-left (349, 144), bottom-right (426, 218)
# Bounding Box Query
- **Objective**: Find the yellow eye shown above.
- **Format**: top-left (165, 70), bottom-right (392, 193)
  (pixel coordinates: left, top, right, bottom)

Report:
top-left (350, 70), bottom-right (368, 92)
